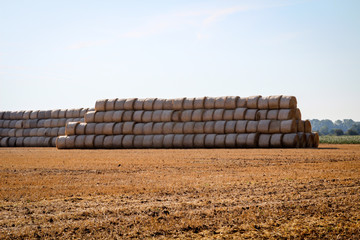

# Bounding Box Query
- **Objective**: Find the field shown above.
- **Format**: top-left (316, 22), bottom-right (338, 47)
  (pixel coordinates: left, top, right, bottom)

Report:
top-left (320, 135), bottom-right (360, 144)
top-left (0, 146), bottom-right (359, 239)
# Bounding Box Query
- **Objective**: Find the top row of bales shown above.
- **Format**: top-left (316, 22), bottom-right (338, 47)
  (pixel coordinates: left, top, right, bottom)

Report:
top-left (95, 96), bottom-right (297, 112)
top-left (0, 108), bottom-right (93, 120)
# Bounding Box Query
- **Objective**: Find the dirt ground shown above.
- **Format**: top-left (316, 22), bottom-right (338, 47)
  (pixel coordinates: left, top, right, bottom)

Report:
top-left (0, 145), bottom-right (359, 239)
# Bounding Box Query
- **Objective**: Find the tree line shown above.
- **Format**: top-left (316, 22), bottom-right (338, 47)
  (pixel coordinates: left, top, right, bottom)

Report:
top-left (309, 119), bottom-right (360, 136)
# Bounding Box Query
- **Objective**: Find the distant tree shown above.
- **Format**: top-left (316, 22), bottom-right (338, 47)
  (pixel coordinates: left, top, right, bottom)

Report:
top-left (346, 129), bottom-right (358, 135)
top-left (330, 128), bottom-right (344, 136)
top-left (320, 125), bottom-right (329, 135)
top-left (349, 123), bottom-right (360, 134)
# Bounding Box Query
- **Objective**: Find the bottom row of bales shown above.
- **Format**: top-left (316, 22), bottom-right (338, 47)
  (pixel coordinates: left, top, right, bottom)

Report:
top-left (56, 133), bottom-right (319, 149)
top-left (0, 137), bottom-right (57, 147)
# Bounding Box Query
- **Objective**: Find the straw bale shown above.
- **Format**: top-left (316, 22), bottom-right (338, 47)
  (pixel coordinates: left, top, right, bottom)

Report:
top-left (23, 137), bottom-right (31, 147)
top-left (37, 110), bottom-right (46, 119)
top-left (258, 134), bottom-right (271, 148)
top-left (144, 123), bottom-right (154, 135)
top-left (173, 134), bottom-right (185, 148)
top-left (204, 121), bottom-right (215, 133)
top-left (3, 120), bottom-right (10, 128)
top-left (103, 135), bottom-right (114, 148)
top-left (214, 135), bottom-right (226, 148)
top-left (15, 120), bottom-right (23, 129)
top-left (280, 119), bottom-right (297, 133)
top-left (8, 137), bottom-right (17, 147)
top-left (9, 120), bottom-right (17, 128)
top-left (173, 123), bottom-right (184, 134)
top-left (30, 110), bottom-right (39, 119)
top-left (2, 111), bottom-right (9, 119)
top-left (235, 120), bottom-right (248, 133)
top-left (161, 110), bottom-right (173, 122)
top-left (223, 110), bottom-right (234, 120)
top-left (114, 98), bottom-right (126, 110)
top-left (181, 110), bottom-right (193, 122)
top-left (74, 135), bottom-right (86, 148)
top-left (213, 109), bottom-right (224, 121)
top-left (313, 132), bottom-right (319, 148)
top-left (184, 122), bottom-right (195, 134)
top-left (85, 123), bottom-right (96, 135)
top-left (65, 136), bottom-right (77, 148)
top-left (280, 96), bottom-right (297, 109)
top-left (0, 129), bottom-right (7, 137)
top-left (151, 110), bottom-right (161, 122)
top-left (192, 109), bottom-right (203, 122)
top-left (58, 127), bottom-right (66, 136)
top-left (152, 122), bottom-right (164, 134)
top-left (16, 137), bottom-right (24, 147)
top-left (94, 111), bottom-right (105, 122)
top-left (37, 128), bottom-right (46, 137)
top-left (163, 134), bottom-right (174, 148)
top-left (268, 95), bottom-right (282, 109)
top-left (44, 119), bottom-right (51, 128)
top-left (305, 133), bottom-right (314, 148)
top-left (266, 110), bottom-right (279, 120)
top-left (124, 98), bottom-right (137, 110)
top-left (225, 121), bottom-right (236, 133)
top-left (278, 109), bottom-right (296, 120)
top-left (296, 108), bottom-right (301, 120)
top-left (183, 97), bottom-right (195, 110)
top-left (194, 97), bottom-right (206, 109)
top-left (246, 121), bottom-right (258, 133)
top-left (113, 123), bottom-right (124, 135)
top-left (256, 110), bottom-right (268, 120)
top-left (16, 129), bottom-right (24, 137)
top-left (163, 99), bottom-right (173, 110)
top-left (56, 136), bottom-right (67, 149)
top-left (194, 122), bottom-right (204, 134)
top-left (50, 128), bottom-right (59, 137)
top-left (104, 111), bottom-right (115, 122)
top-left (95, 99), bottom-right (107, 111)
top-left (225, 134), bottom-right (237, 148)
top-left (43, 110), bottom-right (51, 119)
top-left (143, 135), bottom-right (154, 148)
top-left (269, 120), bottom-right (281, 133)
top-left (66, 109), bottom-right (75, 118)
top-left (21, 129), bottom-right (29, 137)
top-left (112, 111), bottom-right (124, 122)
top-left (246, 133), bottom-right (259, 148)
top-left (133, 123), bottom-right (145, 135)
top-left (133, 135), bottom-right (144, 148)
top-left (153, 135), bottom-right (164, 148)
top-left (236, 134), bottom-right (247, 147)
top-left (94, 135), bottom-right (105, 148)
top-left (297, 132), bottom-right (306, 148)
top-left (246, 95), bottom-right (261, 109)
top-left (23, 110), bottom-right (32, 119)
top-left (282, 133), bottom-right (299, 148)
top-left (144, 98), bottom-right (156, 110)
top-left (163, 122), bottom-right (174, 134)
top-left (0, 137), bottom-right (9, 147)
top-left (51, 137), bottom-right (57, 147)
top-left (224, 96), bottom-right (238, 109)
top-left (258, 120), bottom-right (271, 133)
top-left (258, 96), bottom-right (269, 109)
top-left (58, 109), bottom-right (66, 118)
top-left (203, 109), bottom-right (214, 121)
top-left (66, 122), bottom-right (79, 135)
top-left (73, 109), bottom-right (82, 118)
top-left (244, 109), bottom-right (258, 120)
top-left (171, 111), bottom-right (181, 122)
top-left (30, 137), bottom-right (38, 147)
top-left (183, 134), bottom-right (194, 148)
top-left (153, 98), bottom-right (165, 110)
top-left (270, 134), bottom-right (283, 148)
top-left (122, 111), bottom-right (134, 122)
top-left (172, 98), bottom-right (185, 110)
top-left (84, 135), bottom-right (95, 148)
top-left (214, 96), bottom-right (226, 109)
top-left (204, 97), bottom-right (216, 109)
top-left (297, 120), bottom-right (304, 133)
top-left (123, 122), bottom-right (134, 134)
top-left (94, 123), bottom-right (104, 135)
top-left (214, 121), bottom-right (226, 134)
top-left (112, 135), bottom-right (123, 148)
top-left (79, 108), bottom-right (88, 118)
top-left (50, 109), bottom-right (60, 119)
top-left (193, 134), bottom-right (205, 148)
top-left (142, 111), bottom-right (153, 122)
top-left (58, 118), bottom-right (67, 127)
top-left (105, 99), bottom-right (116, 111)
top-left (204, 134), bottom-right (216, 148)
top-left (36, 119), bottom-right (45, 128)
top-left (103, 123), bottom-right (115, 135)
top-left (0, 120), bottom-right (4, 128)
top-left (304, 120), bottom-right (312, 133)
top-left (8, 129), bottom-right (16, 137)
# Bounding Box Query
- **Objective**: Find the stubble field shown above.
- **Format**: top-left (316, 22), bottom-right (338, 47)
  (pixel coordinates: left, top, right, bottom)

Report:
top-left (0, 145), bottom-right (359, 239)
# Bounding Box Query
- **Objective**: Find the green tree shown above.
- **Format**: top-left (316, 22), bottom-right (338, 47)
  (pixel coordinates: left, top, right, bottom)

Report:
top-left (319, 125), bottom-right (329, 135)
top-left (330, 128), bottom-right (344, 136)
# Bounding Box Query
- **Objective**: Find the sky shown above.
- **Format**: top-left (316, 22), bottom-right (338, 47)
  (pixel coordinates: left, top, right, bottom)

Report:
top-left (0, 0), bottom-right (359, 121)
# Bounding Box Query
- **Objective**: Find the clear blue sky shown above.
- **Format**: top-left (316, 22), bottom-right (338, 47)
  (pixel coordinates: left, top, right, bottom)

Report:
top-left (1, 0), bottom-right (359, 121)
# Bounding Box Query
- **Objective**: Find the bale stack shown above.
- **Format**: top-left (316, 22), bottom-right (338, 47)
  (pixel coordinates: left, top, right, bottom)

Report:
top-left (0, 108), bottom-right (91, 147)
top-left (57, 96), bottom-right (319, 149)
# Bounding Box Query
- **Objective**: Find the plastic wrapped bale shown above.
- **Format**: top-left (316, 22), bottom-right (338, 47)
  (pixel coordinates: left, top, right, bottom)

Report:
top-left (183, 134), bottom-right (194, 148)
top-left (144, 123), bottom-right (154, 135)
top-left (161, 110), bottom-right (173, 122)
top-left (213, 109), bottom-right (224, 121)
top-left (266, 110), bottom-right (278, 120)
top-left (246, 121), bottom-right (258, 133)
top-left (225, 134), bottom-right (237, 148)
top-left (65, 122), bottom-right (79, 135)
top-left (151, 110), bottom-right (162, 122)
top-left (258, 120), bottom-right (271, 133)
top-left (112, 111), bottom-right (124, 122)
top-left (204, 134), bottom-right (216, 148)
top-left (133, 123), bottom-right (145, 135)
top-left (280, 96), bottom-right (297, 109)
top-left (133, 135), bottom-right (144, 148)
top-left (143, 135), bottom-right (154, 148)
top-left (270, 134), bottom-right (283, 148)
top-left (191, 109), bottom-right (203, 122)
top-left (194, 97), bottom-right (205, 109)
top-left (143, 98), bottom-right (156, 110)
top-left (194, 134), bottom-right (206, 148)
top-left (203, 109), bottom-right (214, 121)
top-left (113, 123), bottom-right (124, 135)
top-left (152, 122), bottom-right (164, 134)
top-left (74, 135), bottom-right (85, 148)
top-left (124, 98), bottom-right (137, 110)
top-left (163, 99), bottom-right (173, 110)
top-left (282, 133), bottom-right (299, 148)
top-left (94, 111), bottom-right (105, 122)
top-left (235, 120), bottom-right (248, 133)
top-left (244, 109), bottom-right (258, 120)
top-left (258, 134), bottom-right (271, 148)
top-left (173, 98), bottom-right (185, 110)
top-left (214, 134), bottom-right (226, 148)
top-left (297, 132), bottom-right (307, 148)
top-left (313, 132), bottom-right (319, 148)
top-left (153, 98), bottom-right (165, 110)
top-left (269, 120), bottom-right (281, 133)
top-left (114, 98), bottom-right (126, 110)
top-left (236, 134), bottom-right (248, 147)
top-left (112, 135), bottom-right (123, 148)
top-left (173, 134), bottom-right (185, 148)
top-left (268, 95), bottom-right (282, 109)
top-left (56, 136), bottom-right (67, 149)
top-left (163, 134), bottom-right (174, 148)
top-left (94, 123), bottom-right (105, 135)
top-left (246, 133), bottom-right (259, 148)
top-left (297, 120), bottom-right (304, 132)
top-left (305, 133), bottom-right (314, 148)
top-left (93, 135), bottom-right (105, 148)
top-left (142, 111), bottom-right (153, 122)
top-left (256, 110), bottom-right (268, 120)
top-left (103, 111), bottom-right (114, 122)
top-left (214, 121), bottom-right (226, 134)
top-left (183, 97), bottom-right (195, 110)
top-left (153, 135), bottom-right (164, 148)
top-left (180, 110), bottom-right (193, 122)
top-left (234, 108), bottom-right (247, 120)
top-left (163, 122), bottom-right (174, 134)
top-left (278, 109), bottom-right (296, 120)
top-left (171, 111), bottom-right (181, 122)
top-left (204, 97), bottom-right (216, 109)
top-left (122, 111), bottom-right (134, 122)
top-left (280, 120), bottom-right (297, 133)
top-left (123, 122), bottom-right (135, 135)
top-left (16, 137), bottom-right (24, 147)
top-left (246, 96), bottom-right (261, 109)
top-left (304, 120), bottom-right (312, 133)
top-left (85, 123), bottom-right (96, 135)
top-left (204, 121), bottom-right (215, 134)
top-left (173, 123), bottom-right (184, 134)
top-left (223, 110), bottom-right (234, 121)
top-left (194, 122), bottom-right (204, 134)
top-left (258, 96), bottom-right (269, 110)
top-left (95, 99), bottom-right (107, 111)
top-left (103, 123), bottom-right (115, 135)
top-left (103, 135), bottom-right (114, 149)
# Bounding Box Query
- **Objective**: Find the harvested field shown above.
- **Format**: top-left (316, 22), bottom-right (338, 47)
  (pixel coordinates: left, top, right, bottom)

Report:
top-left (0, 145), bottom-right (359, 239)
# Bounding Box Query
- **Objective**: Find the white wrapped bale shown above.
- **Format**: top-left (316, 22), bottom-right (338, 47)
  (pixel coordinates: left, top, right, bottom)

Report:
top-left (171, 111), bottom-right (181, 122)
top-left (143, 123), bottom-right (154, 135)
top-left (304, 120), bottom-right (312, 133)
top-left (194, 97), bottom-right (205, 109)
top-left (161, 110), bottom-right (173, 122)
top-left (173, 123), bottom-right (184, 134)
top-left (282, 133), bottom-right (299, 148)
top-left (123, 122), bottom-right (134, 134)
top-left (181, 110), bottom-right (193, 122)
top-left (258, 134), bottom-right (271, 148)
top-left (144, 98), bottom-right (156, 110)
top-left (152, 122), bottom-right (164, 134)
top-left (153, 135), bottom-right (164, 148)
top-left (244, 109), bottom-right (258, 120)
top-left (95, 99), bottom-right (107, 111)
top-left (173, 134), bottom-right (184, 148)
top-left (163, 134), bottom-right (174, 148)
top-left (215, 134), bottom-right (226, 148)
top-left (113, 123), bottom-right (124, 135)
top-left (152, 110), bottom-right (162, 122)
top-left (103, 123), bottom-right (115, 135)
top-left (256, 110), bottom-right (268, 120)
top-left (85, 123), bottom-right (96, 135)
top-left (65, 122), bottom-right (79, 135)
top-left (124, 98), bottom-right (137, 110)
top-left (163, 122), bottom-right (174, 134)
top-left (133, 135), bottom-right (144, 148)
top-left (204, 121), bottom-right (215, 134)
top-left (246, 133), bottom-right (259, 148)
top-left (122, 111), bottom-right (134, 122)
top-left (280, 120), bottom-right (297, 133)
top-left (214, 121), bottom-right (226, 134)
top-left (279, 96), bottom-right (297, 109)
top-left (203, 109), bottom-right (214, 121)
top-left (143, 135), bottom-right (154, 148)
top-left (223, 110), bottom-right (234, 120)
top-left (266, 110), bottom-right (279, 120)
top-left (194, 122), bottom-right (204, 134)
top-left (258, 120), bottom-right (271, 133)
top-left (94, 111), bottom-right (105, 122)
top-left (112, 135), bottom-right (123, 148)
top-left (194, 134), bottom-right (206, 148)
top-left (183, 134), bottom-right (194, 148)
top-left (204, 134), bottom-right (216, 148)
top-left (183, 122), bottom-right (195, 134)
top-left (105, 99), bottom-right (117, 111)
top-left (183, 97), bottom-right (195, 110)
top-left (142, 111), bottom-right (153, 122)
top-left (112, 111), bottom-right (124, 122)
top-left (56, 136), bottom-right (67, 149)
top-left (94, 123), bottom-right (105, 135)
top-left (114, 98), bottom-right (126, 110)
top-left (94, 135), bottom-right (105, 148)
top-left (103, 136), bottom-right (114, 148)
top-left (213, 109), bottom-right (224, 121)
top-left (173, 98), bottom-right (185, 110)
top-left (104, 111), bottom-right (115, 122)
top-left (191, 109), bottom-right (203, 122)
top-left (235, 120), bottom-right (248, 133)
top-left (133, 123), bottom-right (145, 135)
top-left (246, 121), bottom-right (258, 133)
top-left (204, 97), bottom-right (216, 109)
top-left (153, 98), bottom-right (165, 110)
top-left (225, 134), bottom-right (237, 148)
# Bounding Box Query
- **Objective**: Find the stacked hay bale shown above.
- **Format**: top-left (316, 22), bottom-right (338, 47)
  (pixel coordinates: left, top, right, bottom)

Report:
top-left (57, 96), bottom-right (319, 149)
top-left (0, 108), bottom-right (91, 147)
